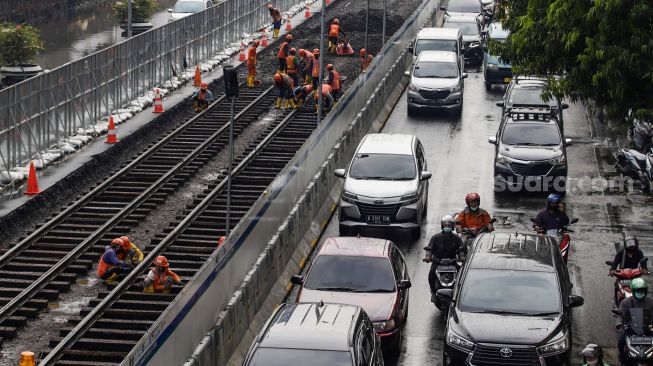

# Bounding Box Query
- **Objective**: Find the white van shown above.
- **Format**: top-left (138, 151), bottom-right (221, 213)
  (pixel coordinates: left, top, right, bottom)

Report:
top-left (409, 28), bottom-right (463, 70)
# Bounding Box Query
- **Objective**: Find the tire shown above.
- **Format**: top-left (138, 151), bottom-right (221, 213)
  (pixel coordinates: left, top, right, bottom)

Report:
top-left (407, 105), bottom-right (416, 117)
top-left (387, 328), bottom-right (402, 355)
top-left (485, 81), bottom-right (491, 91)
top-left (410, 227), bottom-right (421, 242)
top-left (339, 226), bottom-right (350, 237)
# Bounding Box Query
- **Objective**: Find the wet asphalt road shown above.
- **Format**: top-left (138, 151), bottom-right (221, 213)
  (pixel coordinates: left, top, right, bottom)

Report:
top-left (311, 64), bottom-right (653, 364)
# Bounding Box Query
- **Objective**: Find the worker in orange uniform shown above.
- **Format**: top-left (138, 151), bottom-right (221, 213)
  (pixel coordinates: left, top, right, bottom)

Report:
top-left (328, 19), bottom-right (345, 54)
top-left (97, 238), bottom-right (135, 284)
top-left (311, 48), bottom-right (321, 89)
top-left (274, 72), bottom-right (297, 110)
top-left (455, 192), bottom-right (495, 242)
top-left (117, 236), bottom-right (144, 264)
top-left (360, 48), bottom-right (374, 72)
top-left (267, 3), bottom-right (283, 39)
top-left (247, 40), bottom-right (261, 88)
top-left (192, 82), bottom-right (215, 112)
top-left (143, 256), bottom-right (182, 294)
top-left (325, 64), bottom-right (341, 100)
top-left (277, 34), bottom-right (292, 73)
top-left (293, 84), bottom-right (313, 108)
top-left (313, 84), bottom-right (334, 114)
top-left (299, 48), bottom-right (315, 86)
top-left (286, 47), bottom-right (299, 87)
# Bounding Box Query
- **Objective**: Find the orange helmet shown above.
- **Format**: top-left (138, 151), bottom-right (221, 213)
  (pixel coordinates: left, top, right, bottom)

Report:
top-left (120, 236), bottom-right (130, 244)
top-left (200, 82), bottom-right (208, 89)
top-left (298, 48), bottom-right (306, 57)
top-left (326, 63), bottom-right (334, 70)
top-left (274, 73), bottom-right (282, 82)
top-left (253, 40), bottom-right (260, 47)
top-left (333, 18), bottom-right (339, 24)
top-left (360, 48), bottom-right (366, 56)
top-left (289, 47), bottom-right (296, 54)
top-left (111, 238), bottom-right (124, 248)
top-left (285, 34), bottom-right (293, 41)
top-left (313, 48), bottom-right (320, 55)
top-left (153, 256), bottom-right (169, 268)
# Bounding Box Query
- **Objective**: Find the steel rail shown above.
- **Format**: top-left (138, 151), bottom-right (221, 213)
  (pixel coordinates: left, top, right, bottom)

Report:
top-left (0, 86), bottom-right (275, 330)
top-left (40, 107), bottom-right (299, 365)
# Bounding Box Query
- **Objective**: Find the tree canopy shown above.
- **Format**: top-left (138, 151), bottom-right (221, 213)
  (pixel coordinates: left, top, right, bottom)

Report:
top-left (0, 23), bottom-right (44, 67)
top-left (493, 0), bottom-right (653, 123)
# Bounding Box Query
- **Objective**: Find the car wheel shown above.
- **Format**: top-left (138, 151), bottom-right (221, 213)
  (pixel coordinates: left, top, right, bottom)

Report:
top-left (410, 227), bottom-right (421, 242)
top-left (407, 105), bottom-right (416, 116)
top-left (339, 226), bottom-right (349, 237)
top-left (388, 328), bottom-right (402, 355)
top-left (485, 81), bottom-right (491, 91)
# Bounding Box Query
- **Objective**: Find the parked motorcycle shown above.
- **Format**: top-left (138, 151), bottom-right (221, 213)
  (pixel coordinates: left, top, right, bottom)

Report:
top-left (630, 119), bottom-right (653, 154)
top-left (613, 308), bottom-right (653, 366)
top-left (616, 148), bottom-right (652, 181)
top-left (607, 258), bottom-right (648, 308)
top-left (423, 250), bottom-right (463, 315)
top-left (531, 217), bottom-right (579, 263)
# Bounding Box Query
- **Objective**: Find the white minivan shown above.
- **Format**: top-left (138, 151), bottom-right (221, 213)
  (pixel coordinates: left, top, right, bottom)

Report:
top-left (409, 27), bottom-right (464, 70)
top-left (168, 0), bottom-right (213, 22)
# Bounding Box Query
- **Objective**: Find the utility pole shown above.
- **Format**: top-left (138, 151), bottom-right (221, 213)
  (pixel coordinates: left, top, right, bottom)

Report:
top-left (364, 0), bottom-right (369, 51)
top-left (127, 0), bottom-right (133, 37)
top-left (382, 0), bottom-right (386, 46)
top-left (222, 66), bottom-right (239, 239)
top-left (317, 0), bottom-right (326, 123)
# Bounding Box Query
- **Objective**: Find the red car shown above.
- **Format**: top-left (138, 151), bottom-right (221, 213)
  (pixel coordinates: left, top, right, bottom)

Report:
top-left (291, 236), bottom-right (411, 354)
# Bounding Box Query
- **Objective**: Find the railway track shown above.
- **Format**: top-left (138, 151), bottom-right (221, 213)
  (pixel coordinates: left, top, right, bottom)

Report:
top-left (0, 84), bottom-right (278, 344)
top-left (41, 105), bottom-right (322, 365)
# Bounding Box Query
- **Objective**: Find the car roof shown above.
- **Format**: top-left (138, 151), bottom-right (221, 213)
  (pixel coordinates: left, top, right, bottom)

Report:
top-left (447, 0), bottom-right (480, 12)
top-left (258, 303), bottom-right (359, 351)
top-left (418, 50), bottom-right (457, 63)
top-left (469, 232), bottom-right (557, 272)
top-left (488, 22), bottom-right (509, 39)
top-left (318, 236), bottom-right (391, 258)
top-left (357, 133), bottom-right (415, 155)
top-left (444, 15), bottom-right (479, 23)
top-left (416, 27), bottom-right (461, 40)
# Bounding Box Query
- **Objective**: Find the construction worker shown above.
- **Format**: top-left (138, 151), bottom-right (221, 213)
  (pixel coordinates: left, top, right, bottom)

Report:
top-left (277, 34), bottom-right (292, 73)
top-left (143, 256), bottom-right (182, 294)
top-left (313, 83), bottom-right (335, 114)
top-left (328, 19), bottom-right (345, 54)
top-left (267, 3), bottom-right (283, 39)
top-left (293, 84), bottom-right (313, 108)
top-left (299, 48), bottom-right (315, 86)
top-left (97, 238), bottom-right (134, 284)
top-left (247, 40), bottom-right (260, 88)
top-left (117, 236), bottom-right (144, 265)
top-left (311, 48), bottom-right (321, 89)
top-left (274, 72), bottom-right (297, 110)
top-left (286, 47), bottom-right (300, 87)
top-left (326, 64), bottom-right (341, 100)
top-left (360, 48), bottom-right (373, 72)
top-left (192, 82), bottom-right (215, 113)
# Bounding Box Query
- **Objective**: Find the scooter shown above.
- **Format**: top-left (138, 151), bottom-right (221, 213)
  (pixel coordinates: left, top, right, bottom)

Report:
top-left (458, 217), bottom-right (497, 251)
top-left (531, 217), bottom-right (579, 263)
top-left (423, 251), bottom-right (463, 315)
top-left (613, 308), bottom-right (653, 366)
top-left (606, 257), bottom-right (648, 308)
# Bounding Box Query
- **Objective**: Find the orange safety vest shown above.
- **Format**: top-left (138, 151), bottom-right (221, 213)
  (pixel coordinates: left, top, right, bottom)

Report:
top-left (278, 42), bottom-right (290, 59)
top-left (329, 24), bottom-right (340, 38)
top-left (247, 46), bottom-right (257, 66)
top-left (286, 55), bottom-right (297, 74)
top-left (197, 90), bottom-right (208, 101)
top-left (302, 52), bottom-right (314, 73)
top-left (311, 56), bottom-right (320, 78)
top-left (314, 84), bottom-right (332, 100)
top-left (457, 208), bottom-right (492, 230)
top-left (150, 268), bottom-right (181, 291)
top-left (361, 54), bottom-right (373, 70)
top-left (329, 69), bottom-right (341, 91)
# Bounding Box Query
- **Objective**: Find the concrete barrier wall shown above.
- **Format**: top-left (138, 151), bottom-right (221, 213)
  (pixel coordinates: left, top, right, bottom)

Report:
top-left (122, 0), bottom-right (441, 364)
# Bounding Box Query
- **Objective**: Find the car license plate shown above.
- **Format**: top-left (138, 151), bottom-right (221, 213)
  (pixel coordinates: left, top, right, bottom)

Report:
top-left (503, 77), bottom-right (512, 83)
top-left (525, 176), bottom-right (540, 183)
top-left (366, 215), bottom-right (390, 224)
top-left (630, 336), bottom-right (653, 345)
top-left (620, 279), bottom-right (632, 286)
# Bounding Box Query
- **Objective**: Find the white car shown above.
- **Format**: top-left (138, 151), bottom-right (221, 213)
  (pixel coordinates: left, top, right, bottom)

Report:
top-left (168, 0), bottom-right (213, 22)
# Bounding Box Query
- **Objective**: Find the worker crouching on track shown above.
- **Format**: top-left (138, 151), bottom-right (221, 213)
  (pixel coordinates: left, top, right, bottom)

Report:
top-left (274, 72), bottom-right (297, 110)
top-left (247, 41), bottom-right (261, 88)
top-left (360, 48), bottom-right (373, 72)
top-left (143, 256), bottom-right (182, 294)
top-left (97, 238), bottom-right (135, 284)
top-left (267, 3), bottom-right (282, 39)
top-left (118, 235), bottom-right (144, 264)
top-left (328, 19), bottom-right (344, 54)
top-left (326, 64), bottom-right (341, 100)
top-left (314, 84), bottom-right (334, 114)
top-left (286, 48), bottom-right (299, 87)
top-left (192, 82), bottom-right (215, 113)
top-left (293, 84), bottom-right (313, 109)
top-left (277, 34), bottom-right (292, 73)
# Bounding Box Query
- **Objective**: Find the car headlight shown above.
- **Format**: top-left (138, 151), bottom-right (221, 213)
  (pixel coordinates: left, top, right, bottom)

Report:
top-left (446, 329), bottom-right (475, 351)
top-left (550, 155), bottom-right (566, 166)
top-left (342, 191), bottom-right (358, 203)
top-left (408, 83), bottom-right (419, 92)
top-left (373, 319), bottom-right (396, 331)
top-left (537, 333), bottom-right (568, 356)
top-left (496, 153), bottom-right (511, 165)
top-left (487, 63), bottom-right (499, 71)
top-left (401, 193), bottom-right (419, 204)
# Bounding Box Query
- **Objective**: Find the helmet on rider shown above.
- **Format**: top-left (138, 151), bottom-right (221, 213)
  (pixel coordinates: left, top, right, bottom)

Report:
top-left (441, 215), bottom-right (455, 233)
top-left (631, 277), bottom-right (648, 300)
top-left (200, 82), bottom-right (208, 90)
top-left (580, 343), bottom-right (603, 365)
top-left (111, 238), bottom-right (124, 249)
top-left (465, 193), bottom-right (480, 211)
top-left (625, 237), bottom-right (640, 256)
top-left (546, 193), bottom-right (562, 211)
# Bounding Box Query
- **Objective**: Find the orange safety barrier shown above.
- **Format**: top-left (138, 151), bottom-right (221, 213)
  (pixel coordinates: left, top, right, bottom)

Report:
top-left (106, 115), bottom-right (118, 144)
top-left (304, 4), bottom-right (310, 18)
top-left (285, 15), bottom-right (292, 31)
top-left (239, 43), bottom-right (246, 61)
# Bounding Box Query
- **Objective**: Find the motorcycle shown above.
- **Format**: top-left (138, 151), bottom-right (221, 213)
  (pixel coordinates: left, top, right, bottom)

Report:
top-left (630, 119), bottom-right (653, 154)
top-left (531, 217), bottom-right (579, 263)
top-left (423, 251), bottom-right (463, 315)
top-left (456, 217), bottom-right (497, 251)
top-left (615, 148), bottom-right (653, 188)
top-left (607, 257), bottom-right (648, 308)
top-left (613, 308), bottom-right (653, 366)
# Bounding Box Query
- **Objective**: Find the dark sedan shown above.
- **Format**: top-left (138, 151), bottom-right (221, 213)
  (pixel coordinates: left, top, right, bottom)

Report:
top-left (443, 15), bottom-right (484, 64)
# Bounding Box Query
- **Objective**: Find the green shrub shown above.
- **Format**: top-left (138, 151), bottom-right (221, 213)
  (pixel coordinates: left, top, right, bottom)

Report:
top-left (112, 0), bottom-right (158, 23)
top-left (0, 23), bottom-right (44, 66)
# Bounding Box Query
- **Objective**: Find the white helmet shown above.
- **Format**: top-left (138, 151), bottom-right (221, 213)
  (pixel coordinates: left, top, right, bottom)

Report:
top-left (441, 215), bottom-right (455, 230)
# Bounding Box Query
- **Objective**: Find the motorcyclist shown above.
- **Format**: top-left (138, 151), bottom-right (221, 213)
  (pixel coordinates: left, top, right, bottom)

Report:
top-left (424, 215), bottom-right (465, 302)
top-left (455, 193), bottom-right (494, 238)
top-left (580, 344), bottom-right (610, 366)
top-left (532, 193), bottom-right (570, 232)
top-left (609, 237), bottom-right (648, 275)
top-left (616, 277), bottom-right (653, 365)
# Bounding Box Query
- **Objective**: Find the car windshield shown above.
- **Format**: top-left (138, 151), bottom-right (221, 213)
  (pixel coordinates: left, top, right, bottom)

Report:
top-left (248, 348), bottom-right (352, 366)
top-left (349, 153), bottom-right (416, 180)
top-left (458, 269), bottom-right (561, 314)
top-left (501, 123), bottom-right (561, 146)
top-left (414, 61), bottom-right (458, 78)
top-left (173, 1), bottom-right (205, 13)
top-left (415, 39), bottom-right (457, 54)
top-left (303, 255), bottom-right (396, 292)
top-left (443, 22), bottom-right (478, 36)
top-left (509, 87), bottom-right (558, 106)
top-left (448, 1), bottom-right (479, 12)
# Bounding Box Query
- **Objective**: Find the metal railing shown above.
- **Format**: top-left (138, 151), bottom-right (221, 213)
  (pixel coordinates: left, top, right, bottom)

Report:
top-left (0, 0), bottom-right (301, 175)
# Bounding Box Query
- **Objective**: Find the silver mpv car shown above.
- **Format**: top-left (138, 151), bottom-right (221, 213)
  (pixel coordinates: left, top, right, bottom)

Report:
top-left (334, 134), bottom-right (431, 241)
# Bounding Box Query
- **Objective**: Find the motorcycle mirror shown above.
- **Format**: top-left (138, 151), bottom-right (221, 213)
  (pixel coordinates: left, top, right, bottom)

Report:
top-left (404, 70), bottom-right (411, 77)
top-left (569, 295), bottom-right (584, 308)
top-left (436, 288), bottom-right (453, 302)
top-left (334, 168), bottom-right (346, 178)
top-left (570, 218), bottom-right (579, 224)
top-left (605, 260), bottom-right (614, 266)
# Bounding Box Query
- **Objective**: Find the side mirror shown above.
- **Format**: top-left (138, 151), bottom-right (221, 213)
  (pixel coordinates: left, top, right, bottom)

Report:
top-left (561, 103), bottom-right (569, 110)
top-left (167, 8), bottom-right (173, 12)
top-left (570, 218), bottom-right (579, 224)
top-left (495, 101), bottom-right (504, 107)
top-left (480, 30), bottom-right (488, 36)
top-left (436, 288), bottom-right (453, 302)
top-left (420, 171), bottom-right (432, 180)
top-left (408, 45), bottom-right (414, 53)
top-left (462, 73), bottom-right (468, 79)
top-left (439, 5), bottom-right (446, 10)
top-left (569, 295), bottom-right (584, 308)
top-left (334, 168), bottom-right (346, 178)
top-left (290, 275), bottom-right (304, 285)
top-left (398, 279), bottom-right (412, 289)
top-left (404, 70), bottom-right (411, 77)
top-left (488, 136), bottom-right (497, 144)
top-left (565, 138), bottom-right (573, 146)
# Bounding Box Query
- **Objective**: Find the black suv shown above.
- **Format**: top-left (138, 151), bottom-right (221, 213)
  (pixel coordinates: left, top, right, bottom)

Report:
top-left (437, 232), bottom-right (584, 366)
top-left (489, 106), bottom-right (572, 193)
top-left (242, 302), bottom-right (384, 366)
top-left (497, 77), bottom-right (569, 128)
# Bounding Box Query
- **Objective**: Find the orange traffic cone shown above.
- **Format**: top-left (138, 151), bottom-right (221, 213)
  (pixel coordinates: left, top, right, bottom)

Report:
top-left (326, 0), bottom-right (331, 5)
top-left (239, 43), bottom-right (246, 61)
top-left (153, 89), bottom-right (164, 113)
top-left (193, 65), bottom-right (201, 87)
top-left (19, 351), bottom-right (35, 366)
top-left (261, 30), bottom-right (269, 47)
top-left (24, 162), bottom-right (40, 195)
top-left (304, 4), bottom-right (310, 18)
top-left (285, 15), bottom-right (292, 31)
top-left (217, 236), bottom-right (226, 247)
top-left (106, 116), bottom-right (118, 144)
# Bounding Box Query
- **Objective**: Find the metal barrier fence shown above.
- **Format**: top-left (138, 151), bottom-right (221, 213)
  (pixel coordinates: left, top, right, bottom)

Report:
top-left (0, 0), bottom-right (300, 175)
